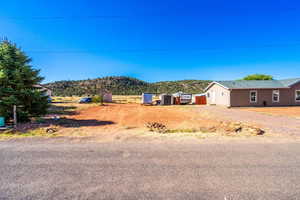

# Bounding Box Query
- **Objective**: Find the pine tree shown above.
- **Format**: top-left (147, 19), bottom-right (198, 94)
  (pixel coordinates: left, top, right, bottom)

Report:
top-left (0, 40), bottom-right (49, 122)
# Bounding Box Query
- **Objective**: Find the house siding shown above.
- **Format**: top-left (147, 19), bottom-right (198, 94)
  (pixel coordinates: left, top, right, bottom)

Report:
top-left (206, 84), bottom-right (230, 107)
top-left (230, 82), bottom-right (300, 107)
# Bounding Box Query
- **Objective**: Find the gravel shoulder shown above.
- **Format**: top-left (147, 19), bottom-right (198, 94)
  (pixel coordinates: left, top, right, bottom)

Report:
top-left (201, 106), bottom-right (300, 136)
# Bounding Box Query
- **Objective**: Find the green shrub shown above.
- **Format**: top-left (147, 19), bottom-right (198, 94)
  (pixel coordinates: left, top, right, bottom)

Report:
top-left (92, 95), bottom-right (103, 103)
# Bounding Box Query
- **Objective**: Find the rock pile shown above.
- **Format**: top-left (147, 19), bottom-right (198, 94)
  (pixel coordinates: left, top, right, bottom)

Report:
top-left (146, 122), bottom-right (167, 133)
top-left (219, 121), bottom-right (265, 135)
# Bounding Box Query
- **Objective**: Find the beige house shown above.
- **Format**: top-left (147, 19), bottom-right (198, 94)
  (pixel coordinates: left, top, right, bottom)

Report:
top-left (204, 78), bottom-right (300, 107)
top-left (34, 85), bottom-right (52, 97)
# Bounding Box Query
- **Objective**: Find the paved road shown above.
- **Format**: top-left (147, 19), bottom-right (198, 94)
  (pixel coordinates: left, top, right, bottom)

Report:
top-left (201, 106), bottom-right (300, 136)
top-left (1, 139), bottom-right (300, 200)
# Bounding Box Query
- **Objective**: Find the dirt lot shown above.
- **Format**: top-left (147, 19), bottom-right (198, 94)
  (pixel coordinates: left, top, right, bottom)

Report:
top-left (47, 103), bottom-right (226, 142)
top-left (70, 104), bottom-right (218, 130)
top-left (38, 102), bottom-right (291, 142)
top-left (3, 98), bottom-right (300, 142)
top-left (239, 107), bottom-right (300, 118)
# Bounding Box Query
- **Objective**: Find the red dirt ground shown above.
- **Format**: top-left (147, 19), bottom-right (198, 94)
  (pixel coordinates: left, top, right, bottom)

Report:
top-left (69, 104), bottom-right (219, 130)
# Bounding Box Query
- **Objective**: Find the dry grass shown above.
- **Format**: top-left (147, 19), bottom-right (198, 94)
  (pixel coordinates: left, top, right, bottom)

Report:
top-left (52, 96), bottom-right (81, 103)
top-left (112, 95), bottom-right (160, 104)
top-left (52, 95), bottom-right (160, 104)
top-left (48, 102), bottom-right (99, 116)
top-left (0, 128), bottom-right (58, 140)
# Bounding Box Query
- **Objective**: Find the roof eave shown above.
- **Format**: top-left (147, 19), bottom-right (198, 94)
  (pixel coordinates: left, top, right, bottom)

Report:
top-left (287, 80), bottom-right (300, 87)
top-left (204, 81), bottom-right (230, 92)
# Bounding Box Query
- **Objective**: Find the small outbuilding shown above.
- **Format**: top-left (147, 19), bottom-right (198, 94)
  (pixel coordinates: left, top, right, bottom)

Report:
top-left (194, 93), bottom-right (207, 105)
top-left (141, 93), bottom-right (153, 104)
top-left (103, 92), bottom-right (113, 103)
top-left (173, 92), bottom-right (192, 105)
top-left (160, 94), bottom-right (173, 105)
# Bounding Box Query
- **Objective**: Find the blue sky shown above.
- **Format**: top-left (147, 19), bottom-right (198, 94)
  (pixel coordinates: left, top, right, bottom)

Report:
top-left (0, 0), bottom-right (300, 83)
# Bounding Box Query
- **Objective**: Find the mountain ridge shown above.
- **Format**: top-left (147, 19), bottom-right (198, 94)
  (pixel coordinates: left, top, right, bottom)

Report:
top-left (44, 76), bottom-right (211, 96)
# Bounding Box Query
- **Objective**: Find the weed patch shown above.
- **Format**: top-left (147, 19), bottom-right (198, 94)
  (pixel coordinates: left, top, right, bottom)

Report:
top-left (0, 128), bottom-right (58, 140)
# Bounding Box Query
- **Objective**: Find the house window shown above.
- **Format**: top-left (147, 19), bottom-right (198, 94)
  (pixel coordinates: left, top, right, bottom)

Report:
top-left (250, 90), bottom-right (257, 103)
top-left (296, 90), bottom-right (300, 102)
top-left (207, 92), bottom-right (210, 98)
top-left (272, 90), bottom-right (280, 102)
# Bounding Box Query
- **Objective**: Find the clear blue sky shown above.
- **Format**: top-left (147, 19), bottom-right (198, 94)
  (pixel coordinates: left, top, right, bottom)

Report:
top-left (1, 0), bottom-right (300, 83)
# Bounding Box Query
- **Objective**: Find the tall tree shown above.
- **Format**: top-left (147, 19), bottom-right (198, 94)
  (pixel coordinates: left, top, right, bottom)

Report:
top-left (242, 74), bottom-right (274, 80)
top-left (0, 40), bottom-right (49, 122)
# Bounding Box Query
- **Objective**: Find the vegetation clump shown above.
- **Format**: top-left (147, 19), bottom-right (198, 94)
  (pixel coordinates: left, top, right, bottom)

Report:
top-left (146, 122), bottom-right (168, 133)
top-left (242, 74), bottom-right (273, 80)
top-left (92, 95), bottom-right (104, 104)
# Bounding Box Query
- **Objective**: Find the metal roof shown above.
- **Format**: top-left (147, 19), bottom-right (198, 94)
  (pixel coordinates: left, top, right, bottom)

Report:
top-left (205, 78), bottom-right (300, 91)
top-left (279, 78), bottom-right (300, 87)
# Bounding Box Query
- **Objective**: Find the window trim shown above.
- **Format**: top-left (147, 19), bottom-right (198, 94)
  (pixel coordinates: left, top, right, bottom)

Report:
top-left (272, 90), bottom-right (280, 103)
top-left (250, 90), bottom-right (257, 103)
top-left (296, 90), bottom-right (300, 102)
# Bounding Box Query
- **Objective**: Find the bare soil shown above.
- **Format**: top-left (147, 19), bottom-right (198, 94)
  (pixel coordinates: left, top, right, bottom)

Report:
top-left (69, 104), bottom-right (220, 130)
top-left (8, 102), bottom-right (299, 142)
top-left (240, 106), bottom-right (300, 118)
top-left (45, 103), bottom-right (283, 142)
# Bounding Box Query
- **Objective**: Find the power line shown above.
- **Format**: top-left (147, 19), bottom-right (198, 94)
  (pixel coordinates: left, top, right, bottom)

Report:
top-left (25, 42), bottom-right (300, 54)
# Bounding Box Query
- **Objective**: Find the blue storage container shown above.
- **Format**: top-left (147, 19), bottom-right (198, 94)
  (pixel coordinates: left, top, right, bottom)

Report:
top-left (142, 93), bottom-right (153, 104)
top-left (0, 117), bottom-right (5, 127)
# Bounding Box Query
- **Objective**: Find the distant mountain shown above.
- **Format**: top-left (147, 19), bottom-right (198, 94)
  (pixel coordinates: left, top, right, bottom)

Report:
top-left (44, 76), bottom-right (211, 96)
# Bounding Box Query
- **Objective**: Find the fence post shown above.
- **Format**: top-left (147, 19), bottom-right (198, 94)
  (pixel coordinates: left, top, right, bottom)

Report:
top-left (13, 105), bottom-right (17, 129)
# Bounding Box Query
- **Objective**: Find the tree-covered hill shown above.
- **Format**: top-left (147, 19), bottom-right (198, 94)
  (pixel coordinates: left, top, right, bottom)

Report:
top-left (44, 76), bottom-right (211, 96)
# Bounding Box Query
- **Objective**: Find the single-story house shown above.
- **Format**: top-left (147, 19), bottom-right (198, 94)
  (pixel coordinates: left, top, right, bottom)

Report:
top-left (34, 85), bottom-right (52, 97)
top-left (204, 78), bottom-right (300, 107)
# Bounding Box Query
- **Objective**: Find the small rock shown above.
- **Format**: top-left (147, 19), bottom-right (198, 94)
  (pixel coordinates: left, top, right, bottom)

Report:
top-left (46, 127), bottom-right (58, 134)
top-left (234, 126), bottom-right (243, 133)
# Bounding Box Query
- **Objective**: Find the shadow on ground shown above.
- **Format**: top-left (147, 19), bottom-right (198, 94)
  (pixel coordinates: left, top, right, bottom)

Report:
top-left (52, 118), bottom-right (115, 128)
top-left (48, 105), bottom-right (78, 115)
top-left (16, 118), bottom-right (115, 132)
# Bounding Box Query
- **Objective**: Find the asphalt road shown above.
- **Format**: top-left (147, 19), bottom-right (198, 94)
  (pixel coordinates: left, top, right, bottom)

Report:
top-left (1, 139), bottom-right (300, 200)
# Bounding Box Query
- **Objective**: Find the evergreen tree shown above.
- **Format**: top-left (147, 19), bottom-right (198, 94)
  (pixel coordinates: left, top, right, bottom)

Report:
top-left (0, 40), bottom-right (49, 122)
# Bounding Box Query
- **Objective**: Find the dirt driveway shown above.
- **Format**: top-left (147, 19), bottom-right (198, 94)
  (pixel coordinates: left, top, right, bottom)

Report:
top-left (201, 106), bottom-right (300, 136)
top-left (241, 107), bottom-right (300, 118)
